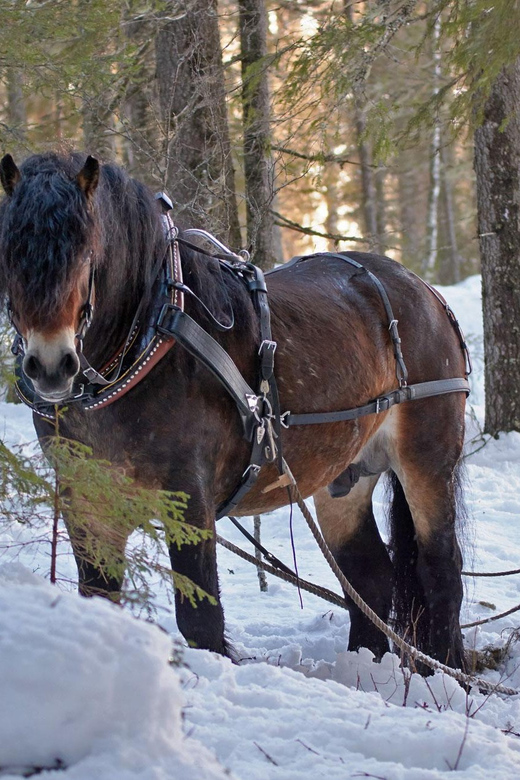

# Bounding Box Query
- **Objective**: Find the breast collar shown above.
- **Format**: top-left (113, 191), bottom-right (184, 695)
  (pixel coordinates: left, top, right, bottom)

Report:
top-left (12, 194), bottom-right (187, 419)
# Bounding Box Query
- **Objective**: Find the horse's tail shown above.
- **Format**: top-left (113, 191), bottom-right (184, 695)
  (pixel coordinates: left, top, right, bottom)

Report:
top-left (387, 471), bottom-right (429, 649)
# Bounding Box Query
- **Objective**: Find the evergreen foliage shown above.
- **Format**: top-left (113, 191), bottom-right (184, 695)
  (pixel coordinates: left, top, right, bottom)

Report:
top-left (0, 410), bottom-right (213, 609)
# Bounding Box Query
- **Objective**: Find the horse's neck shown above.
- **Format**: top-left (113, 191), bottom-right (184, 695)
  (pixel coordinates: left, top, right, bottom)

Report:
top-left (84, 250), bottom-right (154, 367)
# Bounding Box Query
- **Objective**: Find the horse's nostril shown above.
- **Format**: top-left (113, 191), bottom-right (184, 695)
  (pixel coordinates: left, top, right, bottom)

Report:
top-left (60, 350), bottom-right (80, 379)
top-left (23, 354), bottom-right (41, 381)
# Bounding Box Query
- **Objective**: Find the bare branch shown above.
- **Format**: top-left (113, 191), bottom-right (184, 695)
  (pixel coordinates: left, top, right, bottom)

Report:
top-left (272, 144), bottom-right (368, 167)
top-left (272, 209), bottom-right (366, 243)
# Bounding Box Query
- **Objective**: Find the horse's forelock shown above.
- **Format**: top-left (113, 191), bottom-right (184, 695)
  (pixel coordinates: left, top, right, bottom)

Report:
top-left (0, 153), bottom-right (96, 328)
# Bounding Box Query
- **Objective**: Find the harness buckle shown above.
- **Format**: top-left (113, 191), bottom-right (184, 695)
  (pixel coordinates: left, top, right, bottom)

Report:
top-left (11, 334), bottom-right (23, 357)
top-left (245, 393), bottom-right (261, 415)
top-left (157, 303), bottom-right (182, 339)
top-left (258, 339), bottom-right (277, 356)
top-left (242, 463), bottom-right (262, 480)
top-left (375, 396), bottom-right (391, 414)
top-left (76, 301), bottom-right (94, 343)
top-left (259, 339), bottom-right (277, 382)
top-left (280, 411), bottom-right (290, 428)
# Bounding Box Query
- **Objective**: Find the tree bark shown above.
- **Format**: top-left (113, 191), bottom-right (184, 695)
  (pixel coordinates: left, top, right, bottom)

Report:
top-left (120, 17), bottom-right (162, 188)
top-left (424, 15), bottom-right (442, 277)
top-left (82, 98), bottom-right (117, 160)
top-left (397, 158), bottom-right (423, 267)
top-left (439, 141), bottom-right (461, 285)
top-left (155, 0), bottom-right (241, 247)
top-left (344, 2), bottom-right (382, 253)
top-left (239, 0), bottom-right (281, 269)
top-left (474, 58), bottom-right (520, 435)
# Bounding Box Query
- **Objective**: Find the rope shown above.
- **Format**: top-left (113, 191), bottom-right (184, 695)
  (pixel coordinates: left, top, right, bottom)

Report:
top-left (462, 602), bottom-right (520, 629)
top-left (218, 528), bottom-right (518, 695)
top-left (217, 534), bottom-right (347, 609)
top-left (277, 457), bottom-right (519, 696)
top-left (218, 534), bottom-right (520, 632)
top-left (463, 567), bottom-right (520, 578)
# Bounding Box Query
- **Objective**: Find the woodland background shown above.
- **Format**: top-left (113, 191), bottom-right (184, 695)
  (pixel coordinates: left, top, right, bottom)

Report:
top-left (0, 0), bottom-right (519, 432)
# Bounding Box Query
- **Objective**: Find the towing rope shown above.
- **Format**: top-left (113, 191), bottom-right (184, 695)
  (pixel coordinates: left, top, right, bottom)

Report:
top-left (462, 567), bottom-right (520, 577)
top-left (219, 458), bottom-right (519, 696)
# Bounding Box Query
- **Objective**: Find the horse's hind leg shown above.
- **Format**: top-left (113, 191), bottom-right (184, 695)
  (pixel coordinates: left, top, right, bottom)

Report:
top-left (314, 474), bottom-right (393, 660)
top-left (391, 399), bottom-right (465, 670)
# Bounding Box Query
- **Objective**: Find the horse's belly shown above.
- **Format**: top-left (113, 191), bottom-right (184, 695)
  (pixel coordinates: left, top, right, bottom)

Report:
top-left (233, 412), bottom-right (388, 516)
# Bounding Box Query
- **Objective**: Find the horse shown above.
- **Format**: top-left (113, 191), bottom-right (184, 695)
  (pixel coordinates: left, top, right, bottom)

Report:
top-left (0, 151), bottom-right (469, 671)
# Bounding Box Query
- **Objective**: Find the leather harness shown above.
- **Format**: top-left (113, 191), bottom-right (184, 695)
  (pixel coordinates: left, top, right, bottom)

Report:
top-left (10, 196), bottom-right (471, 518)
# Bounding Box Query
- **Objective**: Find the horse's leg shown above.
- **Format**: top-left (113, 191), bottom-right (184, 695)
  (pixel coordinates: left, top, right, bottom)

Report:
top-left (314, 474), bottom-right (393, 660)
top-left (391, 400), bottom-right (465, 670)
top-left (63, 500), bottom-right (128, 601)
top-left (167, 489), bottom-right (230, 656)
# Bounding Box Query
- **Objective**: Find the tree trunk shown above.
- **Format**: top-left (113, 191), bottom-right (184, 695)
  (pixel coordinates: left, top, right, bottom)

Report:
top-left (474, 58), bottom-right (520, 435)
top-left (155, 0), bottom-right (241, 248)
top-left (374, 165), bottom-right (387, 254)
top-left (120, 17), bottom-right (162, 189)
top-left (424, 15), bottom-right (441, 278)
top-left (439, 141), bottom-right (461, 285)
top-left (82, 98), bottom-right (117, 160)
top-left (397, 158), bottom-right (423, 268)
top-left (344, 2), bottom-right (381, 253)
top-left (324, 165), bottom-right (341, 251)
top-left (239, 0), bottom-right (281, 269)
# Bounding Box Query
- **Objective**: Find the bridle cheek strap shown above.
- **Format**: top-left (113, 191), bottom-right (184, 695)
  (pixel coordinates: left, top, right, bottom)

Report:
top-left (73, 265), bottom-right (112, 386)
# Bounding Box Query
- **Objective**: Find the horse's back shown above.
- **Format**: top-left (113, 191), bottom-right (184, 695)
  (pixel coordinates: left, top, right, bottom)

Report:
top-left (266, 251), bottom-right (466, 385)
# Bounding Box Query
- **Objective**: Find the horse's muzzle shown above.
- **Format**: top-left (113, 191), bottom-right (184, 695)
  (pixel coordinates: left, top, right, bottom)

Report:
top-left (23, 347), bottom-right (80, 401)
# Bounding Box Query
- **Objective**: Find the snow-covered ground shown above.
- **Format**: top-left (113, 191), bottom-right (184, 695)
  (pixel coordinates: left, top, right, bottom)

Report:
top-left (2, 274), bottom-right (520, 778)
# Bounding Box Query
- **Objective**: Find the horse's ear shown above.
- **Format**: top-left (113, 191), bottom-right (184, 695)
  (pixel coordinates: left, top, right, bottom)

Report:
top-left (0, 154), bottom-right (21, 196)
top-left (76, 155), bottom-right (99, 199)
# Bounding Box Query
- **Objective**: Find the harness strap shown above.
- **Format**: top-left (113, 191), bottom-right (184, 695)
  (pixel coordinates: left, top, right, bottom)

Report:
top-left (420, 279), bottom-right (473, 377)
top-left (271, 252), bottom-right (409, 387)
top-left (227, 516), bottom-right (296, 575)
top-left (320, 252), bottom-right (409, 386)
top-left (284, 377), bottom-right (470, 427)
top-left (156, 306), bottom-right (261, 437)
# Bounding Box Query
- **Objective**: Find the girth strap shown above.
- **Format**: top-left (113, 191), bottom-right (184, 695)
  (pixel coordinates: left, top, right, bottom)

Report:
top-left (284, 377), bottom-right (470, 427)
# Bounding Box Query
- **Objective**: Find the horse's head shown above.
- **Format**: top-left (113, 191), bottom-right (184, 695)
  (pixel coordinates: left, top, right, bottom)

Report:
top-left (0, 153), bottom-right (100, 401)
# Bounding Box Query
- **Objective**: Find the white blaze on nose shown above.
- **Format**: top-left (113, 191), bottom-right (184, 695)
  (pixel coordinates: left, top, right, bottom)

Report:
top-left (26, 327), bottom-right (77, 370)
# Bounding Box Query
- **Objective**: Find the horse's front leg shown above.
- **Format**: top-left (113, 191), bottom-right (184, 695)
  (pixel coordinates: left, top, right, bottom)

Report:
top-left (168, 491), bottom-right (230, 656)
top-left (63, 494), bottom-right (129, 601)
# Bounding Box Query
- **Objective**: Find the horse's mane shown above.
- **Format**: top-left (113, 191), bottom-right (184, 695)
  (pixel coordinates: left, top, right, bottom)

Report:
top-left (0, 152), bottom-right (165, 334)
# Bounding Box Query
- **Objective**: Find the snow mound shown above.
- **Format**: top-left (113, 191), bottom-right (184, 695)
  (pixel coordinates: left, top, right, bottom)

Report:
top-left (182, 647), bottom-right (520, 780)
top-left (0, 563), bottom-right (231, 779)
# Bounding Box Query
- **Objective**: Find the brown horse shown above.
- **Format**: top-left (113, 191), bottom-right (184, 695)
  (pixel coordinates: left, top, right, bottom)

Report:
top-left (0, 151), bottom-right (468, 670)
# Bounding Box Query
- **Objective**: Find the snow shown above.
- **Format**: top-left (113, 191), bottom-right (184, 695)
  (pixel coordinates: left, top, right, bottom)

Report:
top-left (0, 563), bottom-right (229, 780)
top-left (1, 273), bottom-right (520, 778)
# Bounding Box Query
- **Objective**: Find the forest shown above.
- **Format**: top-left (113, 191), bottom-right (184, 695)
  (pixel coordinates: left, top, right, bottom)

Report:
top-left (2, 3), bottom-right (520, 778)
top-left (2, 0), bottom-right (519, 433)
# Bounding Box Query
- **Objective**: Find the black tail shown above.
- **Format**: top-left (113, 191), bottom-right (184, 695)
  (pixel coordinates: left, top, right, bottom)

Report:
top-left (387, 471), bottom-right (430, 651)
